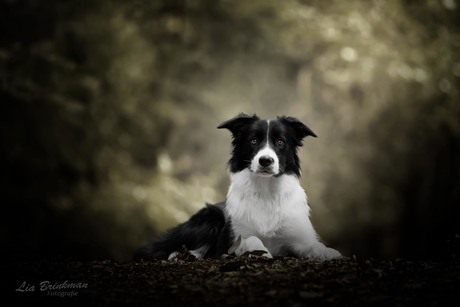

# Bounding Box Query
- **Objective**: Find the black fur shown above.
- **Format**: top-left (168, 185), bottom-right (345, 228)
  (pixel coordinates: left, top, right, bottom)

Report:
top-left (134, 202), bottom-right (233, 260)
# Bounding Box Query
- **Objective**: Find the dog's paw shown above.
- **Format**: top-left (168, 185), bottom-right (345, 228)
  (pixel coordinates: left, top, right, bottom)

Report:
top-left (308, 242), bottom-right (342, 261)
top-left (234, 236), bottom-right (273, 259)
top-left (167, 245), bottom-right (209, 260)
top-left (167, 251), bottom-right (181, 260)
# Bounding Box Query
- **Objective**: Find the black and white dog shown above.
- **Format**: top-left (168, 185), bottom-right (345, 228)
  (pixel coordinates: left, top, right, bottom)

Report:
top-left (134, 113), bottom-right (341, 261)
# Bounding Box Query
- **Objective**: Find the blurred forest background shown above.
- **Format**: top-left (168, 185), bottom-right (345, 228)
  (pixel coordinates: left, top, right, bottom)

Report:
top-left (1, 0), bottom-right (459, 261)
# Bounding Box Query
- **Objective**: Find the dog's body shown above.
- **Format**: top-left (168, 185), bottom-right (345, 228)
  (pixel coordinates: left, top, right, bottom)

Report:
top-left (134, 113), bottom-right (341, 261)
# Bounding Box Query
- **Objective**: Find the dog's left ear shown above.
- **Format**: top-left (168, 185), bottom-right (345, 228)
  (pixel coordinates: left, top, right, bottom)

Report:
top-left (279, 116), bottom-right (317, 145)
top-left (217, 113), bottom-right (259, 135)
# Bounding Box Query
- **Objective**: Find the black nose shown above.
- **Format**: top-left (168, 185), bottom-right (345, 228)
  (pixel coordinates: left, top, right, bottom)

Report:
top-left (259, 156), bottom-right (274, 167)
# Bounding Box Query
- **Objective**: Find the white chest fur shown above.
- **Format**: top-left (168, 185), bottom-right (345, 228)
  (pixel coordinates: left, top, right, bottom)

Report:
top-left (226, 169), bottom-right (311, 254)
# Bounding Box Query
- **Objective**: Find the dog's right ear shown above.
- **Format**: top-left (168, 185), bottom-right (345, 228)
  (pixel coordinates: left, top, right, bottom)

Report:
top-left (217, 113), bottom-right (259, 135)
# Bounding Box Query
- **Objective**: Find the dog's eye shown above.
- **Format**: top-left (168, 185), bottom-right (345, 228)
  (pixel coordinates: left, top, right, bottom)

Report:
top-left (250, 138), bottom-right (258, 145)
top-left (276, 139), bottom-right (285, 147)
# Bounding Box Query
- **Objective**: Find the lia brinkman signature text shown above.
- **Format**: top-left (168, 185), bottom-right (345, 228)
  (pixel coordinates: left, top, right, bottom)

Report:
top-left (16, 280), bottom-right (88, 292)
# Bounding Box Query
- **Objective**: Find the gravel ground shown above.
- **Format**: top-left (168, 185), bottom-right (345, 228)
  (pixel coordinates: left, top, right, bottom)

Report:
top-left (4, 254), bottom-right (460, 306)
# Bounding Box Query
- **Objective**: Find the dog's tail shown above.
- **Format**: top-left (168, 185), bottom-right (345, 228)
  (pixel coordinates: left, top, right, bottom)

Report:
top-left (133, 202), bottom-right (232, 261)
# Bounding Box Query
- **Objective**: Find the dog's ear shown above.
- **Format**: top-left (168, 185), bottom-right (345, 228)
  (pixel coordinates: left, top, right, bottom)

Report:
top-left (217, 113), bottom-right (259, 135)
top-left (279, 116), bottom-right (317, 145)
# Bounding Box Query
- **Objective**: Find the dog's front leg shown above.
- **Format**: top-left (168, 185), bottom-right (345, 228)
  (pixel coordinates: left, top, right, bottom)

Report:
top-left (288, 217), bottom-right (341, 260)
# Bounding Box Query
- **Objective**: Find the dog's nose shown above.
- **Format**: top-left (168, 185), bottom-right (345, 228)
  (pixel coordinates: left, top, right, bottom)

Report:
top-left (259, 156), bottom-right (274, 167)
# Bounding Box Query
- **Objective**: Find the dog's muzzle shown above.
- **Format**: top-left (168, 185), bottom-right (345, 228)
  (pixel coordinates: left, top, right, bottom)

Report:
top-left (251, 148), bottom-right (279, 176)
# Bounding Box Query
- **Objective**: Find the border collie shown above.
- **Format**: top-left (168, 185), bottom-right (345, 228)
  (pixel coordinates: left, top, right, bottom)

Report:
top-left (134, 113), bottom-right (341, 261)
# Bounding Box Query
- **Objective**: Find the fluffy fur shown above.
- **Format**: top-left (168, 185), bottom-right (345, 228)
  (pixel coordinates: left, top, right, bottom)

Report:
top-left (134, 113), bottom-right (341, 261)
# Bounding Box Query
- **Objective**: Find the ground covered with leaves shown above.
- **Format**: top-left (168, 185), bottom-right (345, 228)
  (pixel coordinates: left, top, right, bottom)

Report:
top-left (5, 254), bottom-right (460, 306)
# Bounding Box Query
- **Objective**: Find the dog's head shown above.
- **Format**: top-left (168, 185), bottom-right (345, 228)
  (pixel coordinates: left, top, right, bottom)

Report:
top-left (218, 113), bottom-right (316, 177)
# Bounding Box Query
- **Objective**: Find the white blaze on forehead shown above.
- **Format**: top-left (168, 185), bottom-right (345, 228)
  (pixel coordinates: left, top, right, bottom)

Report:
top-left (250, 120), bottom-right (280, 175)
top-left (266, 120), bottom-right (270, 140)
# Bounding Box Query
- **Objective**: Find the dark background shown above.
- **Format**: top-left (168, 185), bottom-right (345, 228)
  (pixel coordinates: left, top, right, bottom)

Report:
top-left (1, 0), bottom-right (459, 262)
